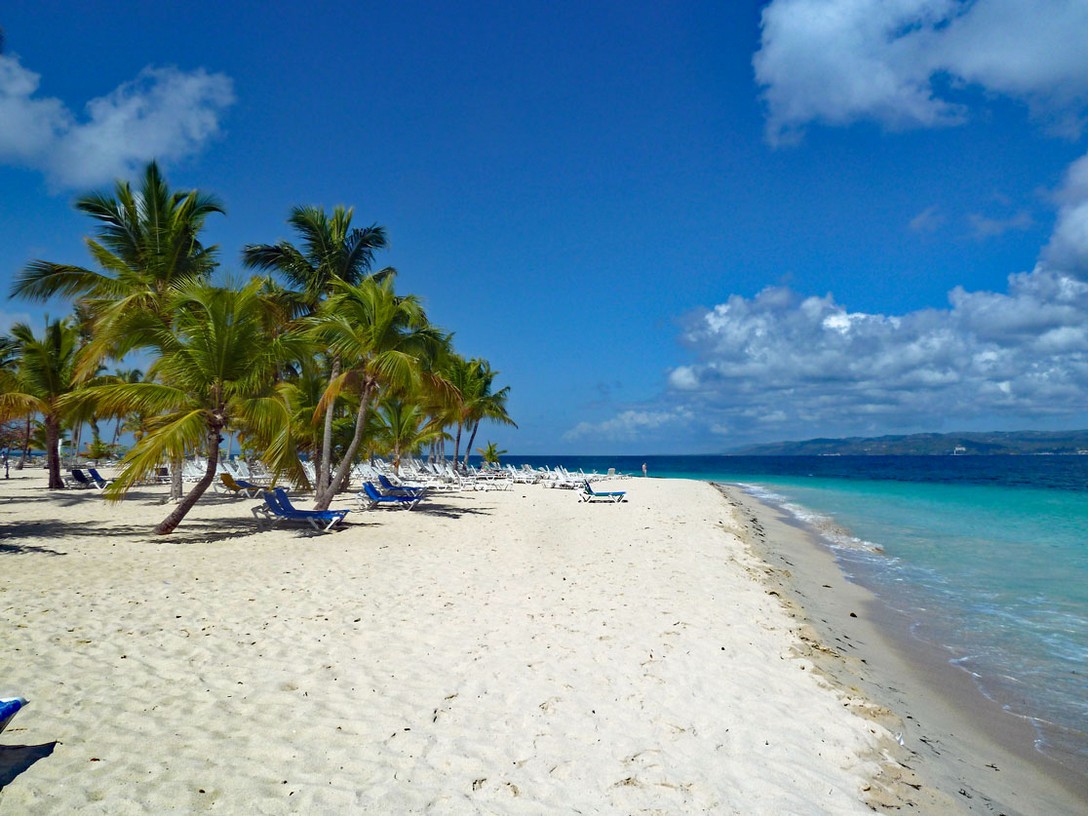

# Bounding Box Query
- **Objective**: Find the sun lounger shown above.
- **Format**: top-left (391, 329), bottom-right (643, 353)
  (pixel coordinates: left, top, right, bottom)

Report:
top-left (87, 467), bottom-right (113, 489)
top-left (377, 473), bottom-right (427, 498)
top-left (218, 471), bottom-right (265, 498)
top-left (0, 696), bottom-right (28, 736)
top-left (358, 481), bottom-right (422, 510)
top-left (68, 469), bottom-right (96, 489)
top-left (252, 487), bottom-right (349, 532)
top-left (581, 480), bottom-right (626, 503)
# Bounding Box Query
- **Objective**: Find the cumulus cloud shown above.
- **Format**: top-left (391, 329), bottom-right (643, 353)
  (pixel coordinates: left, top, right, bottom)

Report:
top-left (1045, 152), bottom-right (1088, 274)
top-left (563, 408), bottom-right (694, 442)
top-left (0, 53), bottom-right (233, 188)
top-left (662, 265), bottom-right (1088, 440)
top-left (755, 0), bottom-right (1088, 144)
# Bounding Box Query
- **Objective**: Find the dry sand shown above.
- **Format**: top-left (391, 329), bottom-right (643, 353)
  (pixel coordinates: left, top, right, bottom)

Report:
top-left (0, 470), bottom-right (1061, 814)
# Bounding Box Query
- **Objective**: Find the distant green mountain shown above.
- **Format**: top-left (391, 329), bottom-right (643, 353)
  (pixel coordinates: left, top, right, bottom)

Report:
top-left (729, 430), bottom-right (1088, 456)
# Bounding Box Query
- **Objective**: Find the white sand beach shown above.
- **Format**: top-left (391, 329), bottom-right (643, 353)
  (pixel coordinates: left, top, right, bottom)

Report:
top-left (0, 471), bottom-right (1076, 814)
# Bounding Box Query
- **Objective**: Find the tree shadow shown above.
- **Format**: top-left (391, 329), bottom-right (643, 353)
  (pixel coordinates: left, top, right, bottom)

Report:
top-left (411, 501), bottom-right (493, 520)
top-left (0, 741), bottom-right (57, 789)
top-left (0, 542), bottom-right (67, 556)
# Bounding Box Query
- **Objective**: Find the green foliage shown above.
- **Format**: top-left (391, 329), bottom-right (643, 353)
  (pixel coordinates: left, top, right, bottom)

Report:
top-left (477, 441), bottom-right (507, 465)
top-left (8, 164), bottom-right (518, 525)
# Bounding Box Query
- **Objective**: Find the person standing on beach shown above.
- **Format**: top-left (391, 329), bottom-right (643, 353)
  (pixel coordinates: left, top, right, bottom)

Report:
top-left (642, 462), bottom-right (647, 477)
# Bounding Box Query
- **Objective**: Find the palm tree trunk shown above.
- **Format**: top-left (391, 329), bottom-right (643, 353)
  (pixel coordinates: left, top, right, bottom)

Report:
top-left (316, 355), bottom-right (341, 497)
top-left (453, 422), bottom-right (463, 471)
top-left (16, 417), bottom-right (31, 470)
top-left (314, 384), bottom-right (371, 511)
top-left (462, 420), bottom-right (481, 471)
top-left (45, 415), bottom-right (64, 489)
top-left (155, 427), bottom-right (220, 535)
top-left (170, 452), bottom-right (184, 500)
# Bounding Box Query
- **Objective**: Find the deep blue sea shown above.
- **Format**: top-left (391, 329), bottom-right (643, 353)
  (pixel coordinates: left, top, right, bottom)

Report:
top-left (504, 455), bottom-right (1088, 768)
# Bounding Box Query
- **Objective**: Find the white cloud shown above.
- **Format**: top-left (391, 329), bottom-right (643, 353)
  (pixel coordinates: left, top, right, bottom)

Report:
top-left (1045, 153), bottom-right (1088, 274)
top-left (909, 204), bottom-right (943, 232)
top-left (0, 54), bottom-right (233, 188)
top-left (564, 408), bottom-right (693, 442)
top-left (665, 264), bottom-right (1088, 440)
top-left (755, 0), bottom-right (1088, 144)
top-left (968, 210), bottom-right (1034, 238)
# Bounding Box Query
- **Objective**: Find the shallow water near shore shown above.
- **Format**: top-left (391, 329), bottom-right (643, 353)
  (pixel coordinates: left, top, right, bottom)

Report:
top-left (512, 455), bottom-right (1088, 773)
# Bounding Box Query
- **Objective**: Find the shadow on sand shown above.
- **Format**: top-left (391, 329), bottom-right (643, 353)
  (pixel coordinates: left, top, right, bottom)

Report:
top-left (0, 741), bottom-right (57, 790)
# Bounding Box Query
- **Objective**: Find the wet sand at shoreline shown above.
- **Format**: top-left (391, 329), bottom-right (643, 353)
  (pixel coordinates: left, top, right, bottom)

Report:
top-left (717, 483), bottom-right (1086, 815)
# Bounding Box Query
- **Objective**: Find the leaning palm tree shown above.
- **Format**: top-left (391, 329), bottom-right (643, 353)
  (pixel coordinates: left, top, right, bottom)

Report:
top-left (11, 161), bottom-right (225, 498)
top-left (80, 279), bottom-right (305, 534)
top-left (242, 205), bottom-right (393, 498)
top-left (308, 275), bottom-right (444, 510)
top-left (0, 318), bottom-right (84, 489)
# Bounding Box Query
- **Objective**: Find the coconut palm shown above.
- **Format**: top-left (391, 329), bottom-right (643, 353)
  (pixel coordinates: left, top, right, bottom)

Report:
top-left (11, 161), bottom-right (224, 365)
top-left (0, 318), bottom-right (84, 488)
top-left (108, 368), bottom-right (144, 450)
top-left (11, 161), bottom-right (225, 498)
top-left (308, 275), bottom-right (444, 510)
top-left (460, 362), bottom-right (515, 472)
top-left (439, 356), bottom-right (516, 471)
top-left (476, 441), bottom-right (507, 466)
top-left (80, 279), bottom-right (305, 534)
top-left (242, 204), bottom-right (393, 497)
top-left (371, 397), bottom-right (447, 474)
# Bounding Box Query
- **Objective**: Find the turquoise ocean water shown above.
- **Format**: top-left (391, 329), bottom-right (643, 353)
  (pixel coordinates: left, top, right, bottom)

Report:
top-left (504, 455), bottom-right (1088, 769)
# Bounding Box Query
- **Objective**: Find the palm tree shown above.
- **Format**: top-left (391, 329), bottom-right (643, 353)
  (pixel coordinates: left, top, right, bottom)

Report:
top-left (476, 441), bottom-right (507, 466)
top-left (108, 367), bottom-right (144, 450)
top-left (242, 205), bottom-right (393, 498)
top-left (11, 161), bottom-right (225, 498)
top-left (371, 397), bottom-right (447, 474)
top-left (0, 318), bottom-right (84, 488)
top-left (11, 162), bottom-right (224, 361)
top-left (81, 279), bottom-right (304, 534)
top-left (308, 275), bottom-right (444, 510)
top-left (442, 357), bottom-right (517, 471)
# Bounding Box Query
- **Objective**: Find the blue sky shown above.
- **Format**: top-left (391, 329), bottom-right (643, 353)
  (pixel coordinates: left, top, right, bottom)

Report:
top-left (3, 1), bottom-right (1088, 454)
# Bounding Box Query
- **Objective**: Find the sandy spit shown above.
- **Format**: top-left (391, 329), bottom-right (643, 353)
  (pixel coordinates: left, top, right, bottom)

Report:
top-left (3, 471), bottom-right (924, 814)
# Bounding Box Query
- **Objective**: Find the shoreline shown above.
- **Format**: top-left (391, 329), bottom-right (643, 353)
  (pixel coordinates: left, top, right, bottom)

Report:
top-left (2, 468), bottom-right (1082, 813)
top-left (716, 483), bottom-right (1087, 815)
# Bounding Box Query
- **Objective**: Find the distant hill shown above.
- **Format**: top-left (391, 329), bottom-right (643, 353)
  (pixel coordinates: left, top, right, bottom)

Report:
top-left (729, 430), bottom-right (1088, 456)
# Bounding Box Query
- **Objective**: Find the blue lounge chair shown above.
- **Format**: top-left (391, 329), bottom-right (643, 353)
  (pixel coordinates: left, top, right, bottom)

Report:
top-left (252, 487), bottom-right (349, 532)
top-left (377, 473), bottom-right (426, 498)
top-left (359, 481), bottom-right (422, 510)
top-left (69, 469), bottom-right (96, 489)
top-left (581, 481), bottom-right (626, 503)
top-left (0, 696), bottom-right (28, 736)
top-left (88, 467), bottom-right (112, 489)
